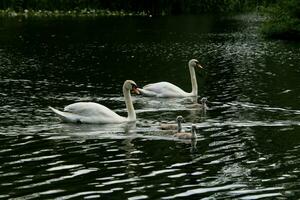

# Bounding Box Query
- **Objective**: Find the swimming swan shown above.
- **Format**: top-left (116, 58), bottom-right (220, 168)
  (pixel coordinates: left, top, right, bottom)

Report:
top-left (160, 115), bottom-right (184, 130)
top-left (49, 80), bottom-right (139, 124)
top-left (174, 124), bottom-right (197, 140)
top-left (187, 97), bottom-right (209, 111)
top-left (138, 59), bottom-right (203, 97)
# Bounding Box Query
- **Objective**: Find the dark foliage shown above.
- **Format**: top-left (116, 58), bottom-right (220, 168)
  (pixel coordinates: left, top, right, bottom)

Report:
top-left (262, 0), bottom-right (300, 40)
top-left (0, 0), bottom-right (275, 15)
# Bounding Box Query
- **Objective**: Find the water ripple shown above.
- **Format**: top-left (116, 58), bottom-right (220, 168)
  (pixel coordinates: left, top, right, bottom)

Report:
top-left (162, 184), bottom-right (246, 199)
top-left (1, 14), bottom-right (300, 199)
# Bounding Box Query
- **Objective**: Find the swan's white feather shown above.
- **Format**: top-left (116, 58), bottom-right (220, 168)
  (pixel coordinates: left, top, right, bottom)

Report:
top-left (49, 80), bottom-right (137, 124)
top-left (50, 103), bottom-right (126, 124)
top-left (138, 59), bottom-right (202, 98)
top-left (141, 82), bottom-right (189, 97)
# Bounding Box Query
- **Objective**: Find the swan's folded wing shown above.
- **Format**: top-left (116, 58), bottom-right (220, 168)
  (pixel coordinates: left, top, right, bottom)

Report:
top-left (64, 102), bottom-right (120, 118)
top-left (49, 106), bottom-right (81, 123)
top-left (64, 102), bottom-right (94, 116)
top-left (138, 88), bottom-right (158, 96)
top-left (143, 82), bottom-right (187, 97)
top-left (160, 123), bottom-right (177, 130)
top-left (143, 82), bottom-right (174, 92)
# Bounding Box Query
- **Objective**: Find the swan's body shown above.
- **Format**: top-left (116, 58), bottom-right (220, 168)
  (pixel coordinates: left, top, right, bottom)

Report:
top-left (140, 82), bottom-right (189, 98)
top-left (138, 59), bottom-right (203, 97)
top-left (174, 124), bottom-right (197, 140)
top-left (160, 116), bottom-right (184, 130)
top-left (49, 80), bottom-right (139, 124)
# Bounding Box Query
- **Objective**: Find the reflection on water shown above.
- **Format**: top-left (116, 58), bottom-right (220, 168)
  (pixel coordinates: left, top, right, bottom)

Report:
top-left (0, 14), bottom-right (300, 199)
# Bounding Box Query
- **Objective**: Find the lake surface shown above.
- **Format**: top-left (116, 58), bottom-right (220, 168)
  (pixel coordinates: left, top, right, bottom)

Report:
top-left (0, 14), bottom-right (300, 199)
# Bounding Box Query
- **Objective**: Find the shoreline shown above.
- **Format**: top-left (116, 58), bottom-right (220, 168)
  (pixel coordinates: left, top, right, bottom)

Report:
top-left (0, 8), bottom-right (149, 17)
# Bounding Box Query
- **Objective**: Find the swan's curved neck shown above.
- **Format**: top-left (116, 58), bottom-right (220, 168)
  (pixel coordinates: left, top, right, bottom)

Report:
top-left (189, 65), bottom-right (198, 96)
top-left (177, 121), bottom-right (182, 132)
top-left (123, 86), bottom-right (136, 121)
top-left (192, 130), bottom-right (197, 139)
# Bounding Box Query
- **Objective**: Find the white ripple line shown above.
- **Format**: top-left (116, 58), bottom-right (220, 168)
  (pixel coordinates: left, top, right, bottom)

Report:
top-left (141, 169), bottom-right (180, 178)
top-left (162, 184), bottom-right (246, 199)
top-left (47, 164), bottom-right (82, 172)
top-left (228, 186), bottom-right (284, 195)
top-left (101, 177), bottom-right (139, 186)
top-left (17, 168), bottom-right (97, 189)
top-left (58, 191), bottom-right (102, 200)
top-left (7, 155), bottom-right (61, 165)
top-left (240, 193), bottom-right (282, 200)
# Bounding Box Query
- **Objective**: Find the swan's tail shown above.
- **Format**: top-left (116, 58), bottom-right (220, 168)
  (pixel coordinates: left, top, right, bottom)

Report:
top-left (49, 106), bottom-right (81, 123)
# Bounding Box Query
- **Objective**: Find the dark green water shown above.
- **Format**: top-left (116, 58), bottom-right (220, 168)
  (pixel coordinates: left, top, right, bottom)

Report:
top-left (0, 14), bottom-right (300, 199)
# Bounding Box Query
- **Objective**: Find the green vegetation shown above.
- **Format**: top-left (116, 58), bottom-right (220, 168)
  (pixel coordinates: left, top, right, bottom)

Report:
top-left (262, 0), bottom-right (300, 40)
top-left (0, 8), bottom-right (144, 17)
top-left (2, 0), bottom-right (299, 40)
top-left (0, 0), bottom-right (274, 17)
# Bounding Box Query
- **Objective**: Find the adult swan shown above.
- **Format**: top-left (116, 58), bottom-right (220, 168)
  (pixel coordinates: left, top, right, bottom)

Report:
top-left (138, 59), bottom-right (203, 97)
top-left (49, 80), bottom-right (139, 124)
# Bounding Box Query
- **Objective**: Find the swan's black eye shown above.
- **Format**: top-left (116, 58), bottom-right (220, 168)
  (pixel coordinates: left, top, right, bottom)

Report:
top-left (131, 84), bottom-right (137, 89)
top-left (195, 60), bottom-right (199, 64)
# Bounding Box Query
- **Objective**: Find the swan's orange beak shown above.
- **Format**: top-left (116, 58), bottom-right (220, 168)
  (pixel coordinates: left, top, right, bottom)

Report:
top-left (197, 64), bottom-right (203, 69)
top-left (131, 86), bottom-right (140, 94)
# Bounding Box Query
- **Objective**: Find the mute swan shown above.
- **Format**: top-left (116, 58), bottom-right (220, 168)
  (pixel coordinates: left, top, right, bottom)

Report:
top-left (49, 80), bottom-right (139, 124)
top-left (138, 59), bottom-right (203, 97)
top-left (174, 124), bottom-right (197, 140)
top-left (160, 115), bottom-right (184, 130)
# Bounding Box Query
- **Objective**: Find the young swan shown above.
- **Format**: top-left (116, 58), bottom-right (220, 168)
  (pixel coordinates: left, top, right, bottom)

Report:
top-left (160, 116), bottom-right (184, 130)
top-left (199, 97), bottom-right (208, 108)
top-left (187, 97), bottom-right (209, 110)
top-left (174, 124), bottom-right (197, 140)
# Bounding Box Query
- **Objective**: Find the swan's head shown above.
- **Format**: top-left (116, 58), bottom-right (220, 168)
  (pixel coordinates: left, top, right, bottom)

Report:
top-left (124, 80), bottom-right (140, 94)
top-left (189, 59), bottom-right (203, 69)
top-left (176, 115), bottom-right (184, 123)
top-left (200, 97), bottom-right (208, 104)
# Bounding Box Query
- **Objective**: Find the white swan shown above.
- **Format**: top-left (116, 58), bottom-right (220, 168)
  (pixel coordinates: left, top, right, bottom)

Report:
top-left (174, 124), bottom-right (197, 140)
top-left (138, 59), bottom-right (203, 97)
top-left (49, 80), bottom-right (139, 124)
